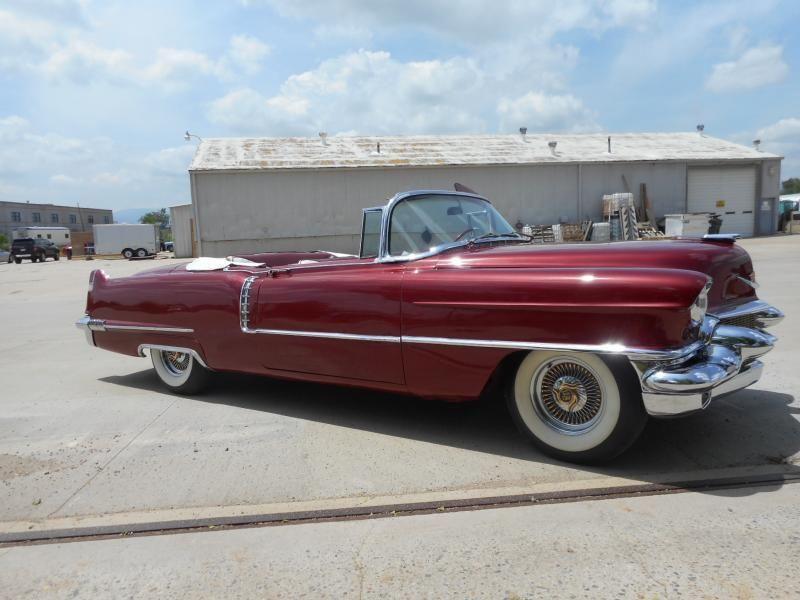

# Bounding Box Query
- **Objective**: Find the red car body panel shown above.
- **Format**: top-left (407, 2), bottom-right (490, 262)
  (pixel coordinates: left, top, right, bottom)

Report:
top-left (86, 238), bottom-right (758, 401)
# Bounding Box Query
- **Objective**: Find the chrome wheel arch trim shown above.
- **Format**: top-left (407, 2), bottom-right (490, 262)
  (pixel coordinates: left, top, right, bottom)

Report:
top-left (138, 344), bottom-right (209, 369)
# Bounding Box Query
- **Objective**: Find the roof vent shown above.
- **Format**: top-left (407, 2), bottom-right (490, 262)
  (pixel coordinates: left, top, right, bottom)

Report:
top-left (696, 124), bottom-right (704, 134)
top-left (548, 140), bottom-right (557, 155)
top-left (319, 132), bottom-right (328, 146)
top-left (752, 139), bottom-right (761, 151)
top-left (519, 127), bottom-right (528, 141)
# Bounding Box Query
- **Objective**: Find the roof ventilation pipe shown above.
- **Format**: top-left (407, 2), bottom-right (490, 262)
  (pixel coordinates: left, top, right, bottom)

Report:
top-left (548, 140), bottom-right (557, 155)
top-left (696, 124), bottom-right (704, 134)
top-left (319, 132), bottom-right (328, 146)
top-left (752, 139), bottom-right (761, 151)
top-left (519, 127), bottom-right (528, 141)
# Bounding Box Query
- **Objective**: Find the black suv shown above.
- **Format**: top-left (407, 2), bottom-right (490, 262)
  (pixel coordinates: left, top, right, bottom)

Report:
top-left (10, 238), bottom-right (61, 263)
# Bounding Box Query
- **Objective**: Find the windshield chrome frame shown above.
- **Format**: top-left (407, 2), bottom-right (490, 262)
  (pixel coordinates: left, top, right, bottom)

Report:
top-left (360, 190), bottom-right (517, 264)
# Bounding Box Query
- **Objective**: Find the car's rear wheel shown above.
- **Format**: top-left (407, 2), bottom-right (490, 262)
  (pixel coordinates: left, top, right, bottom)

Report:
top-left (506, 350), bottom-right (647, 464)
top-left (135, 248), bottom-right (147, 258)
top-left (151, 349), bottom-right (211, 394)
top-left (122, 248), bottom-right (134, 259)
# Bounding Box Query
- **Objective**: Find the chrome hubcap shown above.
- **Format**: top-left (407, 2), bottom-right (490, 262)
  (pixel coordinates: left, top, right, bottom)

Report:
top-left (532, 358), bottom-right (604, 434)
top-left (162, 351), bottom-right (190, 376)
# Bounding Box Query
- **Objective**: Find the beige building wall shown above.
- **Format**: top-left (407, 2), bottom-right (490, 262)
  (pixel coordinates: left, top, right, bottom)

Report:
top-left (170, 204), bottom-right (195, 258)
top-left (1, 201), bottom-right (113, 240)
top-left (191, 160), bottom-right (765, 257)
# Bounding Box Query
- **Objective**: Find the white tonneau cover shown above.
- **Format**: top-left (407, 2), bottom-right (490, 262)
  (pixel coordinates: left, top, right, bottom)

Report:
top-left (186, 256), bottom-right (265, 271)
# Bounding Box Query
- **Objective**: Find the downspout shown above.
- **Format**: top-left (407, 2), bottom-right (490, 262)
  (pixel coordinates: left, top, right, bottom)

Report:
top-left (577, 163), bottom-right (583, 219)
top-left (189, 171), bottom-right (202, 257)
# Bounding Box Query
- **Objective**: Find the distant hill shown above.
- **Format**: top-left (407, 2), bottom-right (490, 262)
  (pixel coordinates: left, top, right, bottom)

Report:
top-left (113, 208), bottom-right (161, 224)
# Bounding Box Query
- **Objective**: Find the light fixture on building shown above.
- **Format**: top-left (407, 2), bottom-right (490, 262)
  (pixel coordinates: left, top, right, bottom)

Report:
top-left (184, 131), bottom-right (202, 142)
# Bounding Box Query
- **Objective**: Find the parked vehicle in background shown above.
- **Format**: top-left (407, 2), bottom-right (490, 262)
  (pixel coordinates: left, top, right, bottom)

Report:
top-left (92, 224), bottom-right (159, 258)
top-left (10, 238), bottom-right (60, 263)
top-left (1, 250), bottom-right (9, 263)
top-left (12, 226), bottom-right (72, 247)
top-left (164, 241), bottom-right (174, 252)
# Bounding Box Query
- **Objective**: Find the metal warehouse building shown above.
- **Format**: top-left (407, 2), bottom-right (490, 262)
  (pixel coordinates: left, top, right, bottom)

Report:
top-left (184, 132), bottom-right (782, 257)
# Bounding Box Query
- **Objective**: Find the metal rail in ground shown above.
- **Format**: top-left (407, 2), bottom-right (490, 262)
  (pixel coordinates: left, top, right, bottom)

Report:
top-left (2, 471), bottom-right (798, 548)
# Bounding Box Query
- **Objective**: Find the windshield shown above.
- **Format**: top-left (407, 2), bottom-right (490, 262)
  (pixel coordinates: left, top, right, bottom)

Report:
top-left (388, 194), bottom-right (517, 257)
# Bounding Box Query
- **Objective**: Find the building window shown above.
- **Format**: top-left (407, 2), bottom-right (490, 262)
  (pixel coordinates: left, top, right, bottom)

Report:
top-left (11, 211), bottom-right (21, 222)
top-left (65, 233), bottom-right (70, 239)
top-left (69, 214), bottom-right (77, 224)
top-left (47, 234), bottom-right (52, 239)
top-left (103, 215), bottom-right (111, 224)
top-left (33, 212), bottom-right (41, 223)
top-left (87, 215), bottom-right (94, 224)
top-left (51, 213), bottom-right (59, 223)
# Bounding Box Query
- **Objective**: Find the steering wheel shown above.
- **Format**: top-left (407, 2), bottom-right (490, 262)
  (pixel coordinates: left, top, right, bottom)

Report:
top-left (454, 227), bottom-right (478, 242)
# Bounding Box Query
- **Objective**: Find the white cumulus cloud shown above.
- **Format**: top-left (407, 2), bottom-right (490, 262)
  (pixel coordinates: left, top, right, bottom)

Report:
top-left (706, 45), bottom-right (789, 93)
top-left (497, 92), bottom-right (599, 133)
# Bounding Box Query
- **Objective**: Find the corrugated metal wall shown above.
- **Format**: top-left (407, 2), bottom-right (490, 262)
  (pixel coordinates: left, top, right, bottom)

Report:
top-left (191, 161), bottom-right (749, 256)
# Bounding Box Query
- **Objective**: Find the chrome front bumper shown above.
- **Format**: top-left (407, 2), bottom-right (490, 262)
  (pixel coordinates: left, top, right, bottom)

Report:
top-left (635, 303), bottom-right (782, 417)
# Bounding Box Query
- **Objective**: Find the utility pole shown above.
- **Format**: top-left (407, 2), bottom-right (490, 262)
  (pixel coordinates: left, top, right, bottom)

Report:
top-left (77, 203), bottom-right (85, 232)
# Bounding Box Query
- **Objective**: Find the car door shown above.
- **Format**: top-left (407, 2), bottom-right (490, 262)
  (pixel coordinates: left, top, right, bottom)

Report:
top-left (250, 259), bottom-right (406, 384)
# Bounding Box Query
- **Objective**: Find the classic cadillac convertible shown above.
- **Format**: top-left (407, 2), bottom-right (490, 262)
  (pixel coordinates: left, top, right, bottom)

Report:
top-left (77, 190), bottom-right (783, 463)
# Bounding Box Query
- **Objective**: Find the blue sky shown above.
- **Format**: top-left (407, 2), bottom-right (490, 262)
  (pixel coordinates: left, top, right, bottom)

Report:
top-left (1, 0), bottom-right (798, 211)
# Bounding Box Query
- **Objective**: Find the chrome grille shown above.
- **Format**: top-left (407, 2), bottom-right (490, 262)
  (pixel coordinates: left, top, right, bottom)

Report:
top-left (719, 313), bottom-right (758, 329)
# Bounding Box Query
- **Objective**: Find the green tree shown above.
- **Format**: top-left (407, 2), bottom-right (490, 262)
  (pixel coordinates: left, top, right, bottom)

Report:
top-left (0, 233), bottom-right (8, 251)
top-left (782, 178), bottom-right (800, 195)
top-left (139, 208), bottom-right (170, 227)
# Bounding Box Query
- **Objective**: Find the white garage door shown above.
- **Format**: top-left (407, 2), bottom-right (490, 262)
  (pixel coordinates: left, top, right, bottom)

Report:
top-left (687, 167), bottom-right (756, 237)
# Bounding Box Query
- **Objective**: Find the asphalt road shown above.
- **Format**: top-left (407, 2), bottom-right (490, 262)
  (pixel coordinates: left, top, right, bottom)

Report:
top-left (0, 236), bottom-right (798, 597)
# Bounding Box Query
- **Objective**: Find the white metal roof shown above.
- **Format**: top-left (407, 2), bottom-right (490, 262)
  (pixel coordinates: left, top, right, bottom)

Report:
top-left (189, 132), bottom-right (781, 172)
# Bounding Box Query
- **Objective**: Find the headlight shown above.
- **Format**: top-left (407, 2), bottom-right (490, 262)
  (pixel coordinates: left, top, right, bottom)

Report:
top-left (690, 281), bottom-right (712, 324)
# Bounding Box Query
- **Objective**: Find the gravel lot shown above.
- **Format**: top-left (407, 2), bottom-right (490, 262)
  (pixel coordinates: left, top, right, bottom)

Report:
top-left (0, 236), bottom-right (798, 597)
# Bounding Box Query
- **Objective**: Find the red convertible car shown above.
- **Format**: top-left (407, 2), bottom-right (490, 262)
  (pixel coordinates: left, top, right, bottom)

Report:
top-left (77, 190), bottom-right (782, 463)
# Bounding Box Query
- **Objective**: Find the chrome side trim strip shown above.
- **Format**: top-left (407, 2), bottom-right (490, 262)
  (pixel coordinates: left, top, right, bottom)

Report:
top-left (247, 328), bottom-right (401, 343)
top-left (105, 324), bottom-right (194, 334)
top-left (74, 314), bottom-right (193, 335)
top-left (402, 335), bottom-right (701, 361)
top-left (137, 345), bottom-right (209, 369)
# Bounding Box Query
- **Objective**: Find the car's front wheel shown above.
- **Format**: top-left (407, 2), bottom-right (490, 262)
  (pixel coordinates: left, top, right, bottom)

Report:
top-left (506, 350), bottom-right (647, 464)
top-left (13, 256), bottom-right (21, 264)
top-left (150, 349), bottom-right (211, 394)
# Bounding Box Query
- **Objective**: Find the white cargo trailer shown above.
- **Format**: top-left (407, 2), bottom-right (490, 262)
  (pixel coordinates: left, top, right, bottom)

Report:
top-left (12, 226), bottom-right (72, 247)
top-left (93, 224), bottom-right (159, 258)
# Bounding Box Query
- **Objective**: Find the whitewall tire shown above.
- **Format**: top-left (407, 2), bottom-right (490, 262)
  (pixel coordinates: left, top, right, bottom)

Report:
top-left (151, 349), bottom-right (211, 395)
top-left (506, 350), bottom-right (647, 463)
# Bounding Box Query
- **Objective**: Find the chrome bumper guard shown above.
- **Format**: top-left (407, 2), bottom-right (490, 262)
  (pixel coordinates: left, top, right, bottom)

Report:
top-left (636, 307), bottom-right (780, 417)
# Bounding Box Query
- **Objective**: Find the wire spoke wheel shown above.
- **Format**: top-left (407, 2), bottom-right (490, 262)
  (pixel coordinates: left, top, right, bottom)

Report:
top-left (532, 358), bottom-right (605, 434)
top-left (162, 351), bottom-right (191, 376)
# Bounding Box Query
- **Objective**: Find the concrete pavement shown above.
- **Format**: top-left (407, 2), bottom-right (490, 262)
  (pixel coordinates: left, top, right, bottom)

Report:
top-left (1, 481), bottom-right (798, 599)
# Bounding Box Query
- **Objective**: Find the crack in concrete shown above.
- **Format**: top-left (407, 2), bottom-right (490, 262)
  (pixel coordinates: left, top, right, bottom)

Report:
top-left (352, 520), bottom-right (377, 600)
top-left (46, 399), bottom-right (178, 518)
